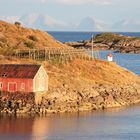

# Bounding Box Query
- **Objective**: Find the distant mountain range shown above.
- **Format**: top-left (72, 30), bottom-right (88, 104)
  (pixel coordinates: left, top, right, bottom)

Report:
top-left (111, 19), bottom-right (140, 32)
top-left (1, 14), bottom-right (140, 32)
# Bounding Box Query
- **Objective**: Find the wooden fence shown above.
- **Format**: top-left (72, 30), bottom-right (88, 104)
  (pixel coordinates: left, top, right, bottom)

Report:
top-left (13, 48), bottom-right (100, 62)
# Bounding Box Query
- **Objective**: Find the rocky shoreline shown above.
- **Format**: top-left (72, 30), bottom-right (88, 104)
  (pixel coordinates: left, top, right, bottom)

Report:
top-left (44, 82), bottom-right (140, 113)
top-left (65, 33), bottom-right (140, 53)
top-left (1, 81), bottom-right (140, 115)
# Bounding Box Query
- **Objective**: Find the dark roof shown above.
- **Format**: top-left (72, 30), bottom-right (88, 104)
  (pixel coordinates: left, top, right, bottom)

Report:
top-left (0, 64), bottom-right (41, 78)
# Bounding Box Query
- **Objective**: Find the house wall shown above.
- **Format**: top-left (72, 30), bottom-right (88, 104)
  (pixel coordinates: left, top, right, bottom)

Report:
top-left (33, 66), bottom-right (48, 92)
top-left (0, 78), bottom-right (33, 93)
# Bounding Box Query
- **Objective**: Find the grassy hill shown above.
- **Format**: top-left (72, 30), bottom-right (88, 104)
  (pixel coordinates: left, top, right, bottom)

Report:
top-left (93, 32), bottom-right (139, 43)
top-left (0, 20), bottom-right (68, 55)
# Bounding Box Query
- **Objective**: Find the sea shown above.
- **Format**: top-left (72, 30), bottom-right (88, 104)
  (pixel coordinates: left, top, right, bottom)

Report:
top-left (0, 32), bottom-right (140, 140)
top-left (48, 31), bottom-right (140, 76)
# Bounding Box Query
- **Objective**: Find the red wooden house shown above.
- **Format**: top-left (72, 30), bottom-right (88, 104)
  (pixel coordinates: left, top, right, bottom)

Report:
top-left (0, 64), bottom-right (48, 93)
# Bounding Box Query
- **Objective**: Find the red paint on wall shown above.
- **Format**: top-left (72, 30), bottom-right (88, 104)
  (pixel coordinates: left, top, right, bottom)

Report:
top-left (0, 78), bottom-right (33, 93)
top-left (9, 83), bottom-right (16, 92)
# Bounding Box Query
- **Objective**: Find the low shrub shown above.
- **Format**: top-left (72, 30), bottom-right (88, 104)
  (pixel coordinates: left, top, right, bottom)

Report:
top-left (24, 41), bottom-right (35, 49)
top-left (28, 35), bottom-right (38, 42)
top-left (14, 21), bottom-right (21, 26)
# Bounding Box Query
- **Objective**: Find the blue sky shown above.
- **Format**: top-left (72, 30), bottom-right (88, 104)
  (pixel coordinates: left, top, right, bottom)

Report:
top-left (0, 0), bottom-right (140, 31)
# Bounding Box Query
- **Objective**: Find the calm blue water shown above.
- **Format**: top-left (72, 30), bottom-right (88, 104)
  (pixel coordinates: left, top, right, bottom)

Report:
top-left (1, 106), bottom-right (140, 140)
top-left (48, 31), bottom-right (140, 42)
top-left (99, 50), bottom-right (140, 76)
top-left (49, 31), bottom-right (140, 76)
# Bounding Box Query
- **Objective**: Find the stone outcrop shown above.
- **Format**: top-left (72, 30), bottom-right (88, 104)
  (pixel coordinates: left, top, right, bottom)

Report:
top-left (1, 82), bottom-right (140, 115)
top-left (65, 33), bottom-right (140, 53)
top-left (45, 82), bottom-right (140, 113)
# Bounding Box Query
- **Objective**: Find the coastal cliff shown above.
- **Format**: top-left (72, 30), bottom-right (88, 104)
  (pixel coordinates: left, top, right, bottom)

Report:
top-left (65, 33), bottom-right (140, 53)
top-left (0, 20), bottom-right (140, 115)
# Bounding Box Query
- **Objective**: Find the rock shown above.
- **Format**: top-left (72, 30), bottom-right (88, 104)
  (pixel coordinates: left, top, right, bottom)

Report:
top-left (94, 96), bottom-right (104, 106)
top-left (65, 32), bottom-right (140, 54)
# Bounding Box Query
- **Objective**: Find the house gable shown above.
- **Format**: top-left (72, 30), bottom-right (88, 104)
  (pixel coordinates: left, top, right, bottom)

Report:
top-left (33, 66), bottom-right (48, 92)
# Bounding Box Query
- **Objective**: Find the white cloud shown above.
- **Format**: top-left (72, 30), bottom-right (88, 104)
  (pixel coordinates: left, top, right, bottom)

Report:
top-left (56, 0), bottom-right (113, 5)
top-left (95, 0), bottom-right (112, 5)
top-left (40, 0), bottom-right (47, 3)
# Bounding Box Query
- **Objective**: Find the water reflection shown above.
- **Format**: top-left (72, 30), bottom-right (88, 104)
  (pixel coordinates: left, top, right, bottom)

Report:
top-left (1, 106), bottom-right (140, 140)
top-left (32, 117), bottom-right (49, 140)
top-left (0, 116), bottom-right (33, 134)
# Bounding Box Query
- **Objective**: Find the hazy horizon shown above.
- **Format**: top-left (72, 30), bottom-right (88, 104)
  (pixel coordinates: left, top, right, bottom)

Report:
top-left (0, 0), bottom-right (140, 32)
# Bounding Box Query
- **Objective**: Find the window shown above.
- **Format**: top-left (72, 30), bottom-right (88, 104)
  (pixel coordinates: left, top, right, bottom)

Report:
top-left (8, 82), bottom-right (17, 92)
top-left (20, 83), bottom-right (25, 91)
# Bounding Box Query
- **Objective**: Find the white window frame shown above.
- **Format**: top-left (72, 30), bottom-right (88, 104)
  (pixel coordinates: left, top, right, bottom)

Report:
top-left (8, 82), bottom-right (17, 92)
top-left (20, 83), bottom-right (25, 91)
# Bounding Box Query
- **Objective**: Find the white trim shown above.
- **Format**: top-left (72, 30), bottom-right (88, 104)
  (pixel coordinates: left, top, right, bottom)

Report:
top-left (20, 83), bottom-right (25, 91)
top-left (8, 82), bottom-right (17, 92)
top-left (34, 66), bottom-right (48, 79)
top-left (33, 77), bottom-right (35, 92)
top-left (33, 67), bottom-right (42, 92)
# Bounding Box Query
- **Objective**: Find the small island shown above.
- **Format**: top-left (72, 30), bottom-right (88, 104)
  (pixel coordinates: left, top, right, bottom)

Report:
top-left (0, 20), bottom-right (140, 115)
top-left (65, 32), bottom-right (140, 53)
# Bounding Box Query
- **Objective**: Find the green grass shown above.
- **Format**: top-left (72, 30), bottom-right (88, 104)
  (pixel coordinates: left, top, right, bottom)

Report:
top-left (93, 32), bottom-right (139, 43)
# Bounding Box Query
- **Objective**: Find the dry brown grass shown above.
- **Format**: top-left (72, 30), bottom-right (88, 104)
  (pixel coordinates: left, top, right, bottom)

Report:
top-left (0, 20), bottom-right (68, 54)
top-left (44, 59), bottom-right (140, 89)
top-left (0, 53), bottom-right (140, 91)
